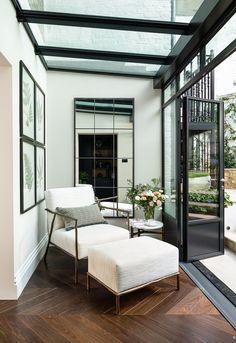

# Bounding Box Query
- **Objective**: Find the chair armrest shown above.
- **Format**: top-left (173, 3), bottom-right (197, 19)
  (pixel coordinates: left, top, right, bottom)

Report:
top-left (101, 205), bottom-right (131, 232)
top-left (96, 196), bottom-right (118, 202)
top-left (45, 208), bottom-right (78, 224)
top-left (99, 205), bottom-right (130, 215)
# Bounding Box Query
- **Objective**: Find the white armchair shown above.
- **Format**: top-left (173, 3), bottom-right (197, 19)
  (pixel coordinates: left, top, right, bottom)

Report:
top-left (44, 185), bottom-right (130, 283)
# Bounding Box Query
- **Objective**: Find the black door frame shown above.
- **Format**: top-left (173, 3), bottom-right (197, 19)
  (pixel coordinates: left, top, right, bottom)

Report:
top-left (182, 96), bottom-right (224, 261)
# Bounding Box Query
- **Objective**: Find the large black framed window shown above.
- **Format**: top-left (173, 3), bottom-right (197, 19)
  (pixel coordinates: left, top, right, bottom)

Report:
top-left (74, 98), bottom-right (134, 214)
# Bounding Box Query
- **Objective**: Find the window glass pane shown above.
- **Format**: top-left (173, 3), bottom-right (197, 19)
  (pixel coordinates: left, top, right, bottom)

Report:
top-left (94, 100), bottom-right (114, 128)
top-left (19, 0), bottom-right (203, 22)
top-left (78, 159), bottom-right (94, 185)
top-left (115, 130), bottom-right (133, 158)
top-left (95, 159), bottom-right (115, 187)
top-left (164, 101), bottom-right (176, 218)
top-left (75, 112), bottom-right (94, 129)
top-left (45, 56), bottom-right (160, 77)
top-left (30, 23), bottom-right (180, 56)
top-left (118, 159), bottom-right (133, 187)
top-left (164, 80), bottom-right (176, 103)
top-left (95, 135), bottom-right (114, 158)
top-left (179, 53), bottom-right (200, 88)
top-left (205, 13), bottom-right (236, 65)
top-left (75, 99), bottom-right (95, 128)
top-left (79, 135), bottom-right (94, 157)
top-left (117, 187), bottom-right (130, 203)
top-left (75, 129), bottom-right (94, 158)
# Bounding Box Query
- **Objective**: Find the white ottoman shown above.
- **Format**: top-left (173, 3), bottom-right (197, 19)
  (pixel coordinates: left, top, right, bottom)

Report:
top-left (87, 236), bottom-right (179, 313)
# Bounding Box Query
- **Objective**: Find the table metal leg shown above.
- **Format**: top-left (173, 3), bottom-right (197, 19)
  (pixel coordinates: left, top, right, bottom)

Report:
top-left (131, 226), bottom-right (134, 238)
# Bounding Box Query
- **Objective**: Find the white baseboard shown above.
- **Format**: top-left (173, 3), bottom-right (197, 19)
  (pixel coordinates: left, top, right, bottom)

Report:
top-left (14, 233), bottom-right (48, 297)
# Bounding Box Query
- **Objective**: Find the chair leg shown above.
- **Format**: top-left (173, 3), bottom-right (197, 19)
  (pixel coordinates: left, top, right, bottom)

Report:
top-left (176, 274), bottom-right (180, 290)
top-left (116, 295), bottom-right (120, 315)
top-left (75, 258), bottom-right (79, 285)
top-left (44, 213), bottom-right (56, 262)
top-left (43, 240), bottom-right (51, 262)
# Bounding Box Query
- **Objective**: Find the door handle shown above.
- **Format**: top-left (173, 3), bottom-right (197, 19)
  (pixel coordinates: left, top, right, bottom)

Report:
top-left (220, 178), bottom-right (225, 189)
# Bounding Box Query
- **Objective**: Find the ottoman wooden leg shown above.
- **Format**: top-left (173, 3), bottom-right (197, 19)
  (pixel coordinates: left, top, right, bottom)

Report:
top-left (87, 273), bottom-right (91, 292)
top-left (176, 274), bottom-right (180, 290)
top-left (116, 295), bottom-right (120, 314)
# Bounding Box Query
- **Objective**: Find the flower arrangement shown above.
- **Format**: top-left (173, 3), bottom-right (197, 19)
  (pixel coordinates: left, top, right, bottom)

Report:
top-left (126, 178), bottom-right (167, 220)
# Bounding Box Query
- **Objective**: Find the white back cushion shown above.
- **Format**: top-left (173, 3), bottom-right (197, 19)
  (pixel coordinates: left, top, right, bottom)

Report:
top-left (45, 185), bottom-right (95, 231)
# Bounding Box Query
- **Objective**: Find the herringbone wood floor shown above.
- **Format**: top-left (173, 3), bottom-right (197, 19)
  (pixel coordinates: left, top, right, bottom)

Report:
top-left (0, 247), bottom-right (235, 342)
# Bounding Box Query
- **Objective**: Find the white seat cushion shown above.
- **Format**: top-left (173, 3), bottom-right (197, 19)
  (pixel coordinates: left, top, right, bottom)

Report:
top-left (51, 224), bottom-right (129, 259)
top-left (88, 237), bottom-right (179, 293)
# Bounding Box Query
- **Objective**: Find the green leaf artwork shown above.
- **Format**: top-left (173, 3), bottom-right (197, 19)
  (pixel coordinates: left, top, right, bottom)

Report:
top-left (24, 153), bottom-right (33, 191)
top-left (36, 99), bottom-right (43, 132)
top-left (37, 154), bottom-right (43, 188)
top-left (23, 80), bottom-right (33, 127)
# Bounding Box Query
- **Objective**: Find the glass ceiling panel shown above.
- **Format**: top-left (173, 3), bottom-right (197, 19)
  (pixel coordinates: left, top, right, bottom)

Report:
top-left (30, 23), bottom-right (181, 55)
top-left (19, 0), bottom-right (204, 23)
top-left (45, 56), bottom-right (161, 76)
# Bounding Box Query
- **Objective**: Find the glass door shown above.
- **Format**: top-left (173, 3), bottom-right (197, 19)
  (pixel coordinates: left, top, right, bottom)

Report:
top-left (182, 96), bottom-right (224, 261)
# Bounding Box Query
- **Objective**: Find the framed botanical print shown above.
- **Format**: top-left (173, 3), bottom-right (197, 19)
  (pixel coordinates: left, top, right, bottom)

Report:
top-left (20, 62), bottom-right (35, 140)
top-left (36, 145), bottom-right (45, 203)
top-left (20, 139), bottom-right (35, 213)
top-left (35, 85), bottom-right (45, 145)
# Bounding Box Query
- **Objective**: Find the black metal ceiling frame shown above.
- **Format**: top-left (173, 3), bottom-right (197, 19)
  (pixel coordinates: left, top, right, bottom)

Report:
top-left (10, 0), bottom-right (199, 78)
top-left (11, 0), bottom-right (233, 81)
top-left (35, 46), bottom-right (174, 65)
top-left (17, 9), bottom-right (194, 35)
top-left (154, 0), bottom-right (236, 88)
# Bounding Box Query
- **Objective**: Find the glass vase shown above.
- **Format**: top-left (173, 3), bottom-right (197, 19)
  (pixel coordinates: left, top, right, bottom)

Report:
top-left (143, 206), bottom-right (155, 221)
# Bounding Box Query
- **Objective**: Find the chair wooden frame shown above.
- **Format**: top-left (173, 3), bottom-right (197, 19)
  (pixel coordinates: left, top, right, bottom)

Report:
top-left (44, 204), bottom-right (131, 284)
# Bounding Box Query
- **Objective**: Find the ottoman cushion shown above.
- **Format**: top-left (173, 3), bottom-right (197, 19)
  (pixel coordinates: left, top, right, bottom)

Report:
top-left (88, 237), bottom-right (179, 293)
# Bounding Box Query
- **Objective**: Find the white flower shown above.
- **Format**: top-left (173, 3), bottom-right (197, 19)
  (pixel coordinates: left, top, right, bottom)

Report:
top-left (135, 195), bottom-right (140, 201)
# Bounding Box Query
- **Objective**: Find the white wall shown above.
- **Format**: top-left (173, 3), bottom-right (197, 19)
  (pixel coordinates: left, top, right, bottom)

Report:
top-left (0, 1), bottom-right (47, 298)
top-left (47, 71), bottom-right (161, 189)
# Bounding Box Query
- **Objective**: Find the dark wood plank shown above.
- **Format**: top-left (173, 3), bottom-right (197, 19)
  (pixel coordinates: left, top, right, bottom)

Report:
top-left (0, 247), bottom-right (235, 343)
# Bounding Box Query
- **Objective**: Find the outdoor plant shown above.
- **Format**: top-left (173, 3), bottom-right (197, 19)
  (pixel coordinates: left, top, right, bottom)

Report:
top-left (189, 189), bottom-right (233, 215)
top-left (79, 171), bottom-right (89, 184)
top-left (220, 95), bottom-right (236, 168)
top-left (126, 178), bottom-right (167, 220)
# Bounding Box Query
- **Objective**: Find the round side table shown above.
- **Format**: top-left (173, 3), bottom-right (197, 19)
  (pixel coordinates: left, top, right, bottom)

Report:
top-left (129, 219), bottom-right (164, 240)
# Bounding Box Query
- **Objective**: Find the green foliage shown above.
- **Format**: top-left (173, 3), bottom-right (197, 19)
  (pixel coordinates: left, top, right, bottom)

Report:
top-left (189, 171), bottom-right (209, 178)
top-left (23, 80), bottom-right (33, 127)
top-left (79, 171), bottom-right (89, 183)
top-left (220, 95), bottom-right (236, 168)
top-left (24, 153), bottom-right (33, 191)
top-left (126, 178), bottom-right (161, 203)
top-left (189, 190), bottom-right (233, 208)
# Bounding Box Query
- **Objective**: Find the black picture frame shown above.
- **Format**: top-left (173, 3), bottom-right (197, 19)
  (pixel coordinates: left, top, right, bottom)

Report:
top-left (36, 145), bottom-right (46, 203)
top-left (35, 84), bottom-right (45, 145)
top-left (20, 61), bottom-right (35, 141)
top-left (19, 61), bottom-right (46, 213)
top-left (20, 139), bottom-right (36, 213)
